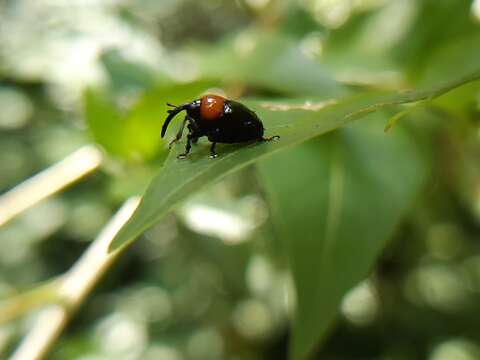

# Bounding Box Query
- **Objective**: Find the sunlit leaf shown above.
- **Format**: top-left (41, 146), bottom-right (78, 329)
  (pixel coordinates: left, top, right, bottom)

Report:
top-left (84, 82), bottom-right (217, 161)
top-left (109, 70), bottom-right (480, 251)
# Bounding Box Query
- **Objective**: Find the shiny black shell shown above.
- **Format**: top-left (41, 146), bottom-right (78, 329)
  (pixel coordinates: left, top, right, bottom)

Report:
top-left (161, 95), bottom-right (277, 159)
top-left (187, 99), bottom-right (264, 143)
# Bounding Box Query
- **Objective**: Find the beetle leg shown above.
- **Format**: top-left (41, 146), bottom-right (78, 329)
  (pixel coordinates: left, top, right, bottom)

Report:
top-left (177, 133), bottom-right (193, 159)
top-left (168, 116), bottom-right (188, 149)
top-left (209, 142), bottom-right (218, 159)
top-left (260, 135), bottom-right (280, 142)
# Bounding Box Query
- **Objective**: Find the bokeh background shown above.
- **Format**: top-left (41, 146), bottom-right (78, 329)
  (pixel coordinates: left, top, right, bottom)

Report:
top-left (0, 0), bottom-right (480, 359)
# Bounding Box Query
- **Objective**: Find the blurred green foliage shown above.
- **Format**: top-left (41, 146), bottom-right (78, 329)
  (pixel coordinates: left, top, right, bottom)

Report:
top-left (1, 0), bottom-right (480, 360)
top-left (258, 113), bottom-right (429, 359)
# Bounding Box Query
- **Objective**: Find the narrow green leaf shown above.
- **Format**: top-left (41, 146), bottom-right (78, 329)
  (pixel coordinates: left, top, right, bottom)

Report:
top-left (84, 82), bottom-right (216, 161)
top-left (109, 71), bottom-right (480, 252)
top-left (257, 114), bottom-right (428, 360)
top-left (121, 82), bottom-right (214, 160)
top-left (84, 88), bottom-right (126, 157)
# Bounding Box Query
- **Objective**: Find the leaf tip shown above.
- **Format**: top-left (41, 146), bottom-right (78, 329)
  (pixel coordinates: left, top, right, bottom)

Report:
top-left (107, 236), bottom-right (123, 253)
top-left (107, 197), bottom-right (142, 253)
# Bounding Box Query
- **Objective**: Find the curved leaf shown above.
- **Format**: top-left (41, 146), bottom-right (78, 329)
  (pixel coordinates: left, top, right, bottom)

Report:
top-left (257, 114), bottom-right (428, 360)
top-left (109, 71), bottom-right (480, 252)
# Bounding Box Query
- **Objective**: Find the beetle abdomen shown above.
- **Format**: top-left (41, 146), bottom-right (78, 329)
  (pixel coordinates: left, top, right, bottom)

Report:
top-left (206, 100), bottom-right (264, 143)
top-left (207, 121), bottom-right (263, 143)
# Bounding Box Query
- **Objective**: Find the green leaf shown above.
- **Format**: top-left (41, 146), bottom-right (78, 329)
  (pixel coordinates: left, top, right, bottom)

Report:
top-left (257, 113), bottom-right (428, 360)
top-left (100, 49), bottom-right (162, 94)
top-left (84, 82), bottom-right (216, 161)
top-left (417, 34), bottom-right (480, 112)
top-left (198, 32), bottom-right (346, 97)
top-left (419, 34), bottom-right (480, 85)
top-left (84, 88), bottom-right (126, 157)
top-left (392, 0), bottom-right (479, 75)
top-left (109, 70), bottom-right (480, 252)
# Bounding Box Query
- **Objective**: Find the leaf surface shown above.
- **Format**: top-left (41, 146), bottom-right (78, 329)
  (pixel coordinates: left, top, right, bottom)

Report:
top-left (258, 113), bottom-right (428, 360)
top-left (109, 71), bottom-right (480, 251)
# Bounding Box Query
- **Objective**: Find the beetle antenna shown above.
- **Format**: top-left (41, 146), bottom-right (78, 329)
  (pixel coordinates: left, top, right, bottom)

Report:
top-left (166, 102), bottom-right (177, 108)
top-left (162, 103), bottom-right (188, 138)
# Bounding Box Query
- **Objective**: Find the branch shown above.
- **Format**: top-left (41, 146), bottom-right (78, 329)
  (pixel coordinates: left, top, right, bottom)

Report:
top-left (9, 197), bottom-right (140, 360)
top-left (0, 145), bottom-right (103, 227)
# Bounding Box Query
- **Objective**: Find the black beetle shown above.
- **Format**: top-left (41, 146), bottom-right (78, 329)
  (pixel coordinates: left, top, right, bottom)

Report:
top-left (161, 94), bottom-right (279, 159)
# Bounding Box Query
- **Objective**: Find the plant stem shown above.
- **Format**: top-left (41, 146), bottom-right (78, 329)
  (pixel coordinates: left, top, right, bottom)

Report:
top-left (0, 280), bottom-right (60, 324)
top-left (8, 197), bottom-right (140, 360)
top-left (0, 145), bottom-right (103, 227)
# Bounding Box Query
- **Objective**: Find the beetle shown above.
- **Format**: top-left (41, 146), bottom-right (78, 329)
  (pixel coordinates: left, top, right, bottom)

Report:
top-left (161, 94), bottom-right (279, 159)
